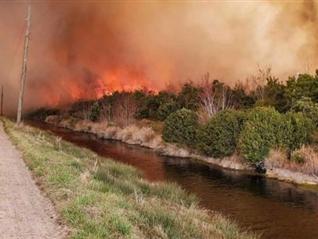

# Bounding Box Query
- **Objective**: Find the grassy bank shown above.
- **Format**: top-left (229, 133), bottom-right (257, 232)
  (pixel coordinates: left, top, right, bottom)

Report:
top-left (3, 119), bottom-right (257, 239)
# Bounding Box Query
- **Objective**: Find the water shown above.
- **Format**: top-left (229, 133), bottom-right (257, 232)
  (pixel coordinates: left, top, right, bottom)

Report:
top-left (31, 122), bottom-right (318, 239)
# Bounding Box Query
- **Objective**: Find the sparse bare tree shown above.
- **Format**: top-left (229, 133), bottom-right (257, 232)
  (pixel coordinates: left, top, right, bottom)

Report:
top-left (82, 104), bottom-right (92, 120)
top-left (248, 67), bottom-right (272, 101)
top-left (199, 73), bottom-right (233, 120)
top-left (100, 103), bottom-right (112, 122)
top-left (112, 93), bottom-right (137, 126)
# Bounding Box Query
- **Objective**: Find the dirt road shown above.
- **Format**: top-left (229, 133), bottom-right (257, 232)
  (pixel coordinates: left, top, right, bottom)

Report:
top-left (0, 123), bottom-right (65, 239)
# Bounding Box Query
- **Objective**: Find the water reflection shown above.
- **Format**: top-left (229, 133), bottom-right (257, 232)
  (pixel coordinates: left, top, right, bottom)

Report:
top-left (30, 122), bottom-right (318, 239)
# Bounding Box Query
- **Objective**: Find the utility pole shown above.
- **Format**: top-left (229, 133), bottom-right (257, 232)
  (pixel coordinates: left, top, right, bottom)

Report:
top-left (1, 85), bottom-right (3, 116)
top-left (17, 5), bottom-right (31, 125)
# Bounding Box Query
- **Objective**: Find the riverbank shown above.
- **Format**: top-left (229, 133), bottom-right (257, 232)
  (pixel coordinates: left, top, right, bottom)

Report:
top-left (46, 115), bottom-right (251, 171)
top-left (3, 118), bottom-right (257, 239)
top-left (46, 115), bottom-right (318, 185)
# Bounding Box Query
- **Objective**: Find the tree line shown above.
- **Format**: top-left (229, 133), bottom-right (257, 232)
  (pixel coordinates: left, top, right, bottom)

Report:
top-left (30, 69), bottom-right (318, 170)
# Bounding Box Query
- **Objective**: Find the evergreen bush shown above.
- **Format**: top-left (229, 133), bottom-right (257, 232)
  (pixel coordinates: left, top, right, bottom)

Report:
top-left (291, 97), bottom-right (318, 127)
top-left (162, 108), bottom-right (199, 146)
top-left (197, 110), bottom-right (246, 158)
top-left (282, 112), bottom-right (314, 154)
top-left (238, 107), bottom-right (315, 163)
top-left (238, 107), bottom-right (284, 163)
top-left (157, 101), bottom-right (179, 121)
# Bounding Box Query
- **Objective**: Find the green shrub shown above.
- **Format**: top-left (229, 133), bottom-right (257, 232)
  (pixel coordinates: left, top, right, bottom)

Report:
top-left (282, 112), bottom-right (314, 153)
top-left (177, 83), bottom-right (201, 110)
top-left (238, 107), bottom-right (315, 163)
top-left (134, 91), bottom-right (178, 120)
top-left (197, 110), bottom-right (246, 158)
top-left (89, 102), bottom-right (101, 122)
top-left (238, 107), bottom-right (284, 163)
top-left (162, 108), bottom-right (199, 146)
top-left (157, 101), bottom-right (179, 121)
top-left (253, 77), bottom-right (289, 112)
top-left (285, 73), bottom-right (318, 103)
top-left (291, 97), bottom-right (318, 127)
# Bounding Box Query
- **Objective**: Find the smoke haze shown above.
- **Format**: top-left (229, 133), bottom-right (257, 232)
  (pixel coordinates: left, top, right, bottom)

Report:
top-left (0, 0), bottom-right (318, 115)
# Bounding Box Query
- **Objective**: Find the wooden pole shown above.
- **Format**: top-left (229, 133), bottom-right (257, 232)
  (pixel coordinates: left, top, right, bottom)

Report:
top-left (0, 86), bottom-right (3, 116)
top-left (1, 85), bottom-right (3, 116)
top-left (17, 5), bottom-right (31, 125)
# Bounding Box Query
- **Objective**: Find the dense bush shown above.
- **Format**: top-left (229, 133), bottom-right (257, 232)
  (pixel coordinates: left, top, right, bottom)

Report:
top-left (238, 107), bottom-right (315, 163)
top-left (157, 101), bottom-right (179, 121)
top-left (261, 77), bottom-right (289, 112)
top-left (282, 112), bottom-right (314, 154)
top-left (238, 107), bottom-right (284, 163)
top-left (89, 102), bottom-right (101, 122)
top-left (162, 108), bottom-right (199, 146)
top-left (231, 84), bottom-right (255, 109)
top-left (27, 108), bottom-right (60, 120)
top-left (135, 91), bottom-right (178, 120)
top-left (291, 97), bottom-right (318, 127)
top-left (197, 110), bottom-right (246, 158)
top-left (177, 83), bottom-right (201, 110)
top-left (285, 72), bottom-right (318, 103)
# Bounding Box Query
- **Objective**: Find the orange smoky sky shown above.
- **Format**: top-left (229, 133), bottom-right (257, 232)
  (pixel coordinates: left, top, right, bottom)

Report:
top-left (0, 0), bottom-right (318, 115)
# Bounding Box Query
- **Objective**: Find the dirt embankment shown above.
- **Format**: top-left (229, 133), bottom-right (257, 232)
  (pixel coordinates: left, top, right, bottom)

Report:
top-left (46, 115), bottom-right (318, 185)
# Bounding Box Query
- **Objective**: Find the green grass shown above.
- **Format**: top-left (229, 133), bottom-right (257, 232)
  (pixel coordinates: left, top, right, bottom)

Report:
top-left (3, 118), bottom-right (258, 239)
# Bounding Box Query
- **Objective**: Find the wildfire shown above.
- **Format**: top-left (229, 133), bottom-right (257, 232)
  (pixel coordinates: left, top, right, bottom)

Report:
top-left (38, 68), bottom-right (160, 109)
top-left (95, 69), bottom-right (159, 98)
top-left (2, 1), bottom-right (317, 115)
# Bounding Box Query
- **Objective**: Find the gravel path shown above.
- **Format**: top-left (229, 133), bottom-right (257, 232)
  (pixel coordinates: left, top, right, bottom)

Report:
top-left (0, 123), bottom-right (65, 239)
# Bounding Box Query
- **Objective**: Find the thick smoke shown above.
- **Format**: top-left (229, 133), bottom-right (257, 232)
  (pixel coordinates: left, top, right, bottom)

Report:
top-left (0, 0), bottom-right (318, 115)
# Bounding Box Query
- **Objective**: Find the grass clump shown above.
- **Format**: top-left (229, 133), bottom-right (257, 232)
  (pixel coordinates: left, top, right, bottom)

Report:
top-left (3, 118), bottom-right (257, 239)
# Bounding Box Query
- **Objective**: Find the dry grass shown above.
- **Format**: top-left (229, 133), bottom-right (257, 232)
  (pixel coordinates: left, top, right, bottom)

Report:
top-left (265, 150), bottom-right (288, 170)
top-left (266, 146), bottom-right (318, 176)
top-left (60, 117), bottom-right (164, 149)
top-left (135, 119), bottom-right (164, 134)
top-left (294, 146), bottom-right (318, 176)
